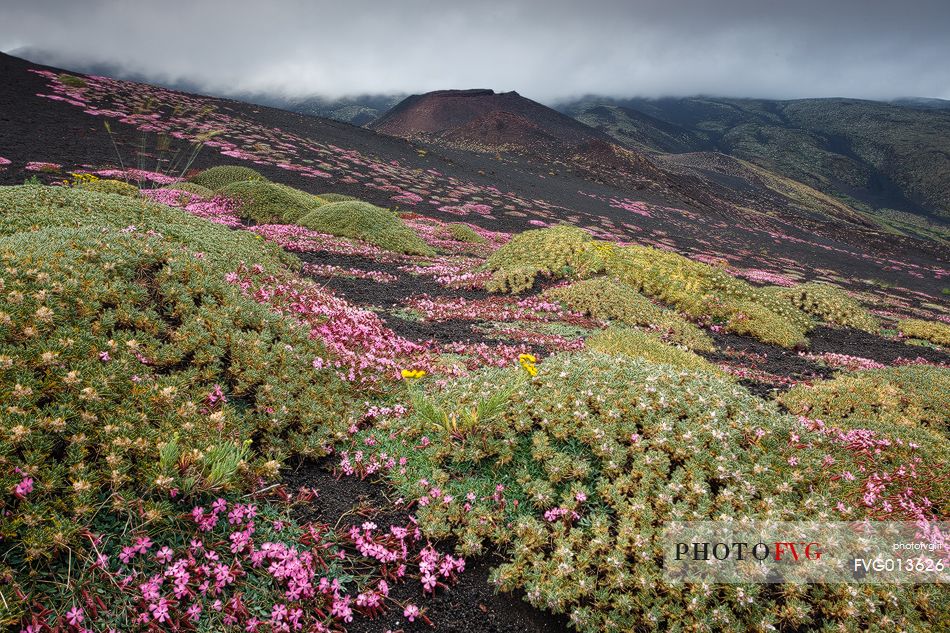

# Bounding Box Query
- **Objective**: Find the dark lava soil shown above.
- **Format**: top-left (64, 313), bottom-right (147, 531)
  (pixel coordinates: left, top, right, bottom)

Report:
top-left (283, 460), bottom-right (570, 633)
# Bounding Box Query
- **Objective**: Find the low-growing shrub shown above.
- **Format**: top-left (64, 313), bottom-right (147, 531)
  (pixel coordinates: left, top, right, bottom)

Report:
top-left (779, 365), bottom-right (950, 434)
top-left (586, 327), bottom-right (726, 376)
top-left (161, 180), bottom-right (215, 198)
top-left (57, 73), bottom-right (87, 88)
top-left (0, 185), bottom-right (297, 272)
top-left (778, 282), bottom-right (880, 332)
top-left (898, 318), bottom-right (950, 346)
top-left (605, 245), bottom-right (813, 348)
top-left (298, 200), bottom-right (435, 255)
top-left (725, 300), bottom-right (809, 348)
top-left (544, 277), bottom-right (714, 350)
top-left (188, 165), bottom-right (266, 190)
top-left (0, 226), bottom-right (354, 604)
top-left (316, 192), bottom-right (358, 202)
top-left (76, 178), bottom-right (140, 197)
top-left (446, 222), bottom-right (487, 244)
top-left (361, 352), bottom-right (947, 632)
top-left (484, 225), bottom-right (609, 293)
top-left (218, 180), bottom-right (324, 224)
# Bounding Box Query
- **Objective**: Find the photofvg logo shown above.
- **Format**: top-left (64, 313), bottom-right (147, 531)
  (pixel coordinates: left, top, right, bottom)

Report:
top-left (662, 521), bottom-right (949, 584)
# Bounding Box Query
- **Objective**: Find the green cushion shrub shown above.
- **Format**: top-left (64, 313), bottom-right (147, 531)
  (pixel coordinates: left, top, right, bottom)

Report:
top-left (188, 165), bottom-right (266, 191)
top-left (218, 180), bottom-right (324, 224)
top-left (298, 200), bottom-right (434, 255)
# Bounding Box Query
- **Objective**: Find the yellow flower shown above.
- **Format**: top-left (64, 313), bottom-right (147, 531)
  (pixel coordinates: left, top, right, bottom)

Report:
top-left (518, 353), bottom-right (537, 364)
top-left (401, 369), bottom-right (426, 380)
top-left (523, 363), bottom-right (538, 377)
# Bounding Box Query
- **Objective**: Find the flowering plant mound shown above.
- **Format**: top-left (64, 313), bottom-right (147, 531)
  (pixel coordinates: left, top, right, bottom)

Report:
top-left (484, 225), bottom-right (610, 293)
top-left (299, 201), bottom-right (436, 256)
top-left (779, 365), bottom-right (950, 434)
top-left (544, 277), bottom-right (714, 351)
top-left (141, 187), bottom-right (245, 228)
top-left (0, 225), bottom-right (356, 614)
top-left (188, 164), bottom-right (266, 190)
top-left (898, 317), bottom-right (950, 346)
top-left (358, 352), bottom-right (948, 632)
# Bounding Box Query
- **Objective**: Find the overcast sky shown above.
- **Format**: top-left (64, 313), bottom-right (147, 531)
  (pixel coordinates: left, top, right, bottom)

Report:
top-left (2, 0), bottom-right (949, 103)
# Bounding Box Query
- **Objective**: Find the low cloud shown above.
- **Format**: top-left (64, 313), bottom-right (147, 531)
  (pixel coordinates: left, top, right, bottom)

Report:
top-left (2, 0), bottom-right (949, 102)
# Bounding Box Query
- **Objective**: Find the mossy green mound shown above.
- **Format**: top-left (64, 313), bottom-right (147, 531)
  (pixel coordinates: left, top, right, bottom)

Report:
top-left (298, 200), bottom-right (434, 255)
top-left (0, 185), bottom-right (356, 608)
top-left (188, 165), bottom-right (266, 191)
top-left (776, 282), bottom-right (880, 332)
top-left (219, 180), bottom-right (325, 224)
top-left (446, 223), bottom-right (487, 244)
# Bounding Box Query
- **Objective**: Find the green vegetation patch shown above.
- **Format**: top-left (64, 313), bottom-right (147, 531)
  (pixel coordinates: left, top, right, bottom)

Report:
top-left (898, 318), bottom-right (950, 346)
top-left (586, 327), bottom-right (725, 376)
top-left (161, 181), bottom-right (215, 198)
top-left (188, 165), bottom-right (266, 191)
top-left (780, 365), bottom-right (950, 434)
top-left (0, 223), bottom-right (353, 596)
top-left (446, 222), bottom-right (487, 244)
top-left (298, 200), bottom-right (435, 255)
top-left (364, 352), bottom-right (947, 632)
top-left (316, 192), bottom-right (358, 202)
top-left (0, 185), bottom-right (297, 272)
top-left (606, 244), bottom-right (813, 347)
top-left (777, 282), bottom-right (880, 332)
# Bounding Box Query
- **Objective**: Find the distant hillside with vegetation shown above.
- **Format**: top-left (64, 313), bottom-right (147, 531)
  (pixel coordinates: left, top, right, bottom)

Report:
top-left (561, 96), bottom-right (950, 227)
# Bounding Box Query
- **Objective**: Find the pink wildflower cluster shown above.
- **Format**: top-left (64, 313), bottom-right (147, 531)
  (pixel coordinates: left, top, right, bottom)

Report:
top-left (797, 417), bottom-right (946, 525)
top-left (486, 326), bottom-right (586, 352)
top-left (251, 224), bottom-right (387, 258)
top-left (301, 263), bottom-right (398, 284)
top-left (0, 156), bottom-right (11, 166)
top-left (405, 295), bottom-right (576, 324)
top-left (437, 202), bottom-right (493, 217)
top-left (24, 161), bottom-right (62, 172)
top-left (398, 259), bottom-right (492, 290)
top-left (799, 352), bottom-right (886, 371)
top-left (227, 264), bottom-right (432, 383)
top-left (732, 267), bottom-right (798, 287)
top-left (18, 496), bottom-right (465, 632)
top-left (141, 189), bottom-right (244, 227)
top-left (608, 197), bottom-right (652, 217)
top-left (92, 168), bottom-right (181, 185)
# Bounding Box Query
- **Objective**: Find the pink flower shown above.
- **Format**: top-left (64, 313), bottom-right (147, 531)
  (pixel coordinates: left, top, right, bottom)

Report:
top-left (66, 606), bottom-right (84, 626)
top-left (98, 351), bottom-right (111, 362)
top-left (156, 546), bottom-right (174, 563)
top-left (403, 603), bottom-right (420, 622)
top-left (13, 476), bottom-right (33, 498)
